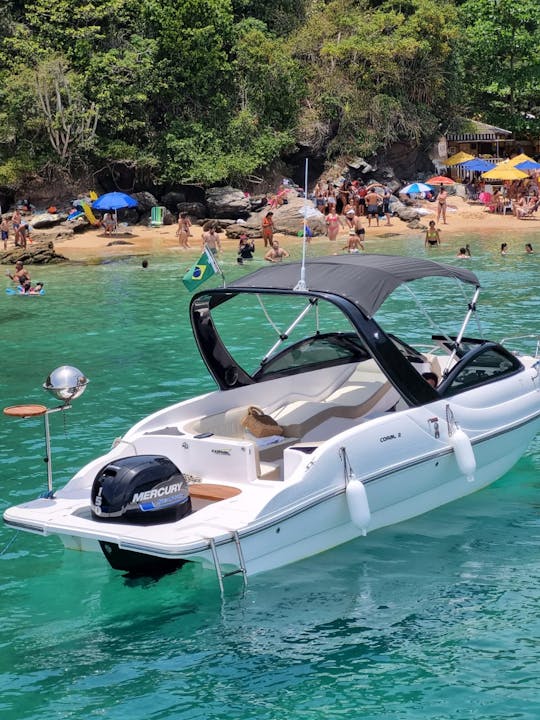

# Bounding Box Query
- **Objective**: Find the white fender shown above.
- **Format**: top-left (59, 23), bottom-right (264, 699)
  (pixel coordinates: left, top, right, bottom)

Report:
top-left (449, 427), bottom-right (476, 482)
top-left (346, 477), bottom-right (371, 534)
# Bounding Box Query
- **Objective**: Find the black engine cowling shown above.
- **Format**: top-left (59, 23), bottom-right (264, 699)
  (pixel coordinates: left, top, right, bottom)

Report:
top-left (91, 455), bottom-right (192, 525)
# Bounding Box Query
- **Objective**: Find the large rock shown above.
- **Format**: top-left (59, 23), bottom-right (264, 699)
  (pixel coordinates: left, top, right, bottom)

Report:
top-left (177, 202), bottom-right (206, 219)
top-left (1, 242), bottom-right (68, 265)
top-left (206, 186), bottom-right (251, 218)
top-left (226, 193), bottom-right (327, 238)
top-left (29, 212), bottom-right (68, 229)
top-left (396, 206), bottom-right (421, 222)
top-left (132, 191), bottom-right (159, 213)
top-left (161, 192), bottom-right (186, 211)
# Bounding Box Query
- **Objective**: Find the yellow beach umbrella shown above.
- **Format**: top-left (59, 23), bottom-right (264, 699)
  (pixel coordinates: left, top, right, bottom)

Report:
top-left (443, 151), bottom-right (475, 166)
top-left (482, 165), bottom-right (528, 180)
top-left (507, 153), bottom-right (535, 167)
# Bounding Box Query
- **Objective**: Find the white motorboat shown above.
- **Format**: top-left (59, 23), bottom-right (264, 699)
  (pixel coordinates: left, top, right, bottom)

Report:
top-left (4, 255), bottom-right (540, 588)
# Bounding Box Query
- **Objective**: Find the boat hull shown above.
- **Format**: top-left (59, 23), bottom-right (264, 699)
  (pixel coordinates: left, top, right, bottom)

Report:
top-left (19, 409), bottom-right (537, 577)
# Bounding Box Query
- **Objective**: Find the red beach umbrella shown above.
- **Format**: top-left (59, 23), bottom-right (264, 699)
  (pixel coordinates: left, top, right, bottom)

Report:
top-left (426, 176), bottom-right (455, 185)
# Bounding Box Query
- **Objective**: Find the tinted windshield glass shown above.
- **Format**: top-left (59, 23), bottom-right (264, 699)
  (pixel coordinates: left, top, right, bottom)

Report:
top-left (210, 293), bottom-right (361, 377)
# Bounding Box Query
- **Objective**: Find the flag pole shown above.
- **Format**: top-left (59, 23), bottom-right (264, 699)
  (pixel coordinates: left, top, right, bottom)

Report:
top-left (294, 158), bottom-right (309, 292)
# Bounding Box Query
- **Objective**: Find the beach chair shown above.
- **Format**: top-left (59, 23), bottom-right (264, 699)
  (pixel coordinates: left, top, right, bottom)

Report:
top-left (150, 206), bottom-right (165, 227)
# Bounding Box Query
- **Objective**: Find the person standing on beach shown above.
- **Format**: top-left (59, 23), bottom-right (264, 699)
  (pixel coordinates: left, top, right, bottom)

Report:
top-left (262, 211), bottom-right (275, 247)
top-left (202, 226), bottom-right (221, 254)
top-left (325, 205), bottom-right (344, 241)
top-left (176, 212), bottom-right (192, 249)
top-left (1, 217), bottom-right (9, 249)
top-left (12, 209), bottom-right (21, 246)
top-left (382, 186), bottom-right (393, 226)
top-left (365, 188), bottom-right (382, 227)
top-left (18, 222), bottom-right (29, 249)
top-left (436, 185), bottom-right (448, 224)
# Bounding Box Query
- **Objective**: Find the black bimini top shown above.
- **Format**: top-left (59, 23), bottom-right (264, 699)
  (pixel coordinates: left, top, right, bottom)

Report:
top-left (228, 254), bottom-right (480, 318)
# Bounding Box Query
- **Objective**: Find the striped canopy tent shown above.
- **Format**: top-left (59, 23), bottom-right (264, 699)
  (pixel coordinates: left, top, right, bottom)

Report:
top-left (443, 151), bottom-right (474, 166)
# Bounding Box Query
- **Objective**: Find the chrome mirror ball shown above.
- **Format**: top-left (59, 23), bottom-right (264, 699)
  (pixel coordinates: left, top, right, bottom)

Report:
top-left (43, 365), bottom-right (89, 404)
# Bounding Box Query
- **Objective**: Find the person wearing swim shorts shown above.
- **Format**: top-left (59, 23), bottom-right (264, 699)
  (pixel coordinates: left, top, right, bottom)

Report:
top-left (365, 189), bottom-right (382, 227)
top-left (1, 217), bottom-right (9, 249)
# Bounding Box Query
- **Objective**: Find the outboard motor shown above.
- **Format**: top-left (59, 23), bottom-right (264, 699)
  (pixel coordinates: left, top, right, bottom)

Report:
top-left (91, 455), bottom-right (192, 525)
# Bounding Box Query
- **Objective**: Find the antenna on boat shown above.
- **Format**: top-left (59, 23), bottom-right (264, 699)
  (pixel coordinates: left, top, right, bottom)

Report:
top-left (3, 366), bottom-right (88, 498)
top-left (294, 158), bottom-right (309, 292)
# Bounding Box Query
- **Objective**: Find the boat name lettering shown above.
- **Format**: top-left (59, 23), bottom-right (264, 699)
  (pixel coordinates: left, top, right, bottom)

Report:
top-left (379, 433), bottom-right (401, 443)
top-left (211, 449), bottom-right (231, 455)
top-left (132, 483), bottom-right (184, 503)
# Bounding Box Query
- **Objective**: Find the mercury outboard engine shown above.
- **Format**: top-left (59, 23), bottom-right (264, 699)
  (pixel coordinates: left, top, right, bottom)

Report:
top-left (91, 454), bottom-right (192, 524)
top-left (91, 455), bottom-right (192, 574)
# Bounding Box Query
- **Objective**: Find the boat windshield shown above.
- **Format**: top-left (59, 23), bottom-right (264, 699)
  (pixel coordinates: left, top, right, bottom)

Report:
top-left (209, 292), bottom-right (364, 379)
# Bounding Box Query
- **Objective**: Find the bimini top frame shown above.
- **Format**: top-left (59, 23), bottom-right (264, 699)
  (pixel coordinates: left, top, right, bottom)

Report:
top-left (189, 255), bottom-right (481, 406)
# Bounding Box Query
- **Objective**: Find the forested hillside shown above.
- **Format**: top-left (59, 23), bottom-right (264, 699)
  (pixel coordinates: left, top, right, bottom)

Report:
top-left (0, 0), bottom-right (538, 191)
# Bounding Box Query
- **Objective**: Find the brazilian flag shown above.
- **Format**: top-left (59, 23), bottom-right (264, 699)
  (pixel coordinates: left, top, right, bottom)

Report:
top-left (182, 247), bottom-right (220, 292)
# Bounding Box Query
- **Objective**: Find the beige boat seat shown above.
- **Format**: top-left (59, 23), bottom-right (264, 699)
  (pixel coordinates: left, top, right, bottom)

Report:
top-left (278, 382), bottom-right (400, 439)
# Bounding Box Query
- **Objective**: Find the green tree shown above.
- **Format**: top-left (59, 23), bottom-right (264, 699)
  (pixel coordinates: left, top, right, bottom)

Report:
top-left (293, 0), bottom-right (461, 157)
top-left (458, 0), bottom-right (540, 136)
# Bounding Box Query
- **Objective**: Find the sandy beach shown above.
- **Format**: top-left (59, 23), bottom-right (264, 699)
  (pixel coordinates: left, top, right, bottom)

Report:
top-left (48, 195), bottom-right (539, 262)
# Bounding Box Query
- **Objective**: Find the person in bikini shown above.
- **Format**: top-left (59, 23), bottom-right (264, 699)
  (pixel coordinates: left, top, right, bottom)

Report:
top-left (425, 220), bottom-right (441, 247)
top-left (176, 212), bottom-right (192, 248)
top-left (262, 211), bottom-right (275, 247)
top-left (436, 185), bottom-right (448, 224)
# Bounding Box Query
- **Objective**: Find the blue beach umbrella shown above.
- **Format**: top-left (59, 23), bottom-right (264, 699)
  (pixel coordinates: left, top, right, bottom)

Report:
top-left (400, 182), bottom-right (432, 194)
top-left (92, 192), bottom-right (138, 211)
top-left (461, 158), bottom-right (496, 172)
top-left (92, 192), bottom-right (138, 233)
top-left (515, 159), bottom-right (540, 171)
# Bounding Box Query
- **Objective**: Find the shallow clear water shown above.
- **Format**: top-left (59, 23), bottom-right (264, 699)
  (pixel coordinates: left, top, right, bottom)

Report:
top-left (1, 230), bottom-right (539, 719)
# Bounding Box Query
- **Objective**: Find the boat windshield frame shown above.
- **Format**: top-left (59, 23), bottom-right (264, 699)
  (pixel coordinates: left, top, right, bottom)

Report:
top-left (190, 287), bottom-right (439, 406)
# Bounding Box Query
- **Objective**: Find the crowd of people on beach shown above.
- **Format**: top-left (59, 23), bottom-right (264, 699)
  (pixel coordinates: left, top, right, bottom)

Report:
top-left (1, 208), bottom-right (33, 250)
top-left (465, 176), bottom-right (540, 219)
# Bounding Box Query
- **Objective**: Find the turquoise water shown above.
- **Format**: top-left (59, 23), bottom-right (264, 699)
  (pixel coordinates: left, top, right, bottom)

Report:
top-left (1, 230), bottom-right (539, 719)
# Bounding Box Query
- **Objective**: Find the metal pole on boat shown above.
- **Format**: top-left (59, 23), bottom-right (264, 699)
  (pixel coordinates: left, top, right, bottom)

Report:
top-left (294, 158), bottom-right (309, 292)
top-left (444, 286), bottom-right (481, 374)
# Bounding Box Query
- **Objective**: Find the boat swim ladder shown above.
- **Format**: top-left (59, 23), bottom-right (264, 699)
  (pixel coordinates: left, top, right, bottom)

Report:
top-left (208, 531), bottom-right (248, 594)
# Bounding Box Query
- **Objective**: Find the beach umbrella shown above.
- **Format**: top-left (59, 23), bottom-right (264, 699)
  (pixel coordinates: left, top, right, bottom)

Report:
top-left (515, 159), bottom-right (540, 171)
top-left (92, 192), bottom-right (138, 211)
top-left (92, 192), bottom-right (138, 233)
top-left (507, 153), bottom-right (535, 167)
top-left (443, 151), bottom-right (474, 166)
top-left (426, 176), bottom-right (455, 185)
top-left (400, 182), bottom-right (432, 194)
top-left (461, 158), bottom-right (496, 172)
top-left (481, 165), bottom-right (528, 181)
